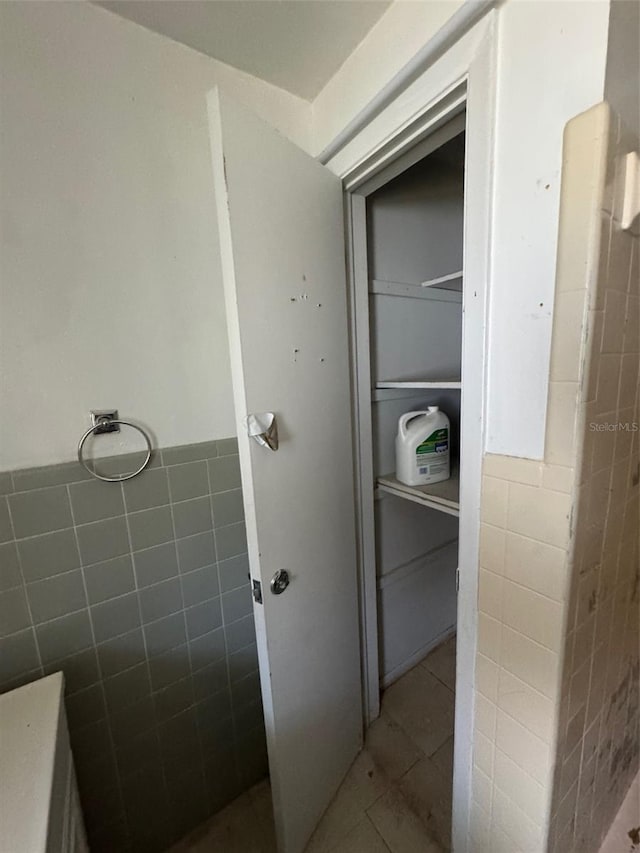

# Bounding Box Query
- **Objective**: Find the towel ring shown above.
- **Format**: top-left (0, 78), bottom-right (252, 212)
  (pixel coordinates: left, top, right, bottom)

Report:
top-left (78, 419), bottom-right (153, 482)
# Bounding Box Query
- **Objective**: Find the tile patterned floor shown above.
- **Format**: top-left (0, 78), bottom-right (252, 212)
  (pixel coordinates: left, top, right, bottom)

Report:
top-left (597, 773), bottom-right (640, 853)
top-left (170, 635), bottom-right (456, 853)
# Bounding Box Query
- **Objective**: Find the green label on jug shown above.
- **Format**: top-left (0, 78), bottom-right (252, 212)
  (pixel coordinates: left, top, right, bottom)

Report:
top-left (416, 428), bottom-right (449, 456)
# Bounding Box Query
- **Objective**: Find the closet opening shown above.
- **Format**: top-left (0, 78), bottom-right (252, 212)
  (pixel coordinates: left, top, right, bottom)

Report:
top-left (350, 118), bottom-right (466, 851)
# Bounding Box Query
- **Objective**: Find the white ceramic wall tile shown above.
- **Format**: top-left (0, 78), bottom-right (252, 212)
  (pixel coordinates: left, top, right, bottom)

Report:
top-left (601, 289), bottom-right (629, 353)
top-left (553, 102), bottom-right (608, 296)
top-left (475, 693), bottom-right (497, 740)
top-left (477, 613), bottom-right (502, 664)
top-left (545, 381), bottom-right (580, 466)
top-left (473, 728), bottom-right (495, 779)
top-left (546, 101), bottom-right (640, 853)
top-left (595, 353), bottom-right (622, 414)
top-left (497, 670), bottom-right (555, 744)
top-left (550, 290), bottom-right (589, 382)
top-left (474, 104), bottom-right (639, 853)
top-left (623, 295), bottom-right (639, 353)
top-left (501, 581), bottom-right (563, 652)
top-left (478, 569), bottom-right (503, 621)
top-left (481, 476), bottom-right (509, 528)
top-left (489, 824), bottom-right (527, 853)
top-left (606, 226), bottom-right (634, 294)
top-left (483, 455), bottom-right (543, 487)
top-left (472, 764), bottom-right (493, 815)
top-left (479, 523), bottom-right (506, 575)
top-left (504, 532), bottom-right (567, 602)
top-left (506, 483), bottom-right (571, 549)
top-left (500, 626), bottom-right (559, 699)
top-left (491, 782), bottom-right (544, 852)
top-left (542, 464), bottom-right (575, 494)
top-left (495, 709), bottom-right (551, 787)
top-left (469, 799), bottom-right (492, 851)
top-left (476, 653), bottom-right (499, 704)
top-left (493, 747), bottom-right (547, 825)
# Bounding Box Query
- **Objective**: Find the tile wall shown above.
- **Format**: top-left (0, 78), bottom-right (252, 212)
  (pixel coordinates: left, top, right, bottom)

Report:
top-left (471, 456), bottom-right (572, 853)
top-left (547, 106), bottom-right (639, 853)
top-left (469, 102), bottom-right (639, 853)
top-left (0, 438), bottom-right (268, 852)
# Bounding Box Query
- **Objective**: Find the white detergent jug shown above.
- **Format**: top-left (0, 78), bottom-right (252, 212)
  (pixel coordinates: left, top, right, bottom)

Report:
top-left (395, 407), bottom-right (450, 486)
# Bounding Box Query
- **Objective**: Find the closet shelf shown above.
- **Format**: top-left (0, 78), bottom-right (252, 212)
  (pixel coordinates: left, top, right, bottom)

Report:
top-left (376, 380), bottom-right (461, 390)
top-left (376, 471), bottom-right (460, 517)
top-left (421, 270), bottom-right (463, 291)
top-left (370, 279), bottom-right (462, 303)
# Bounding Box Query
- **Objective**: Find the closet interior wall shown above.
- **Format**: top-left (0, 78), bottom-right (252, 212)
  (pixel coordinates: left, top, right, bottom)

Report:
top-left (365, 133), bottom-right (466, 687)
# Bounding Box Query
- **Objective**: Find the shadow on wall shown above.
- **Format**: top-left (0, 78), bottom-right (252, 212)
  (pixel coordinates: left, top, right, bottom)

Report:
top-left (0, 438), bottom-right (268, 852)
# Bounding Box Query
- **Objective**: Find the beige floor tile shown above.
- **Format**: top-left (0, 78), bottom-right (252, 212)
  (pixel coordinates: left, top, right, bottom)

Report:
top-left (328, 816), bottom-right (390, 853)
top-left (382, 666), bottom-right (454, 758)
top-left (598, 772), bottom-right (640, 853)
top-left (366, 711), bottom-right (424, 781)
top-left (430, 736), bottom-right (454, 780)
top-left (399, 757), bottom-right (453, 851)
top-left (421, 636), bottom-right (457, 691)
top-left (178, 791), bottom-right (266, 853)
top-left (173, 644), bottom-right (458, 853)
top-left (305, 750), bottom-right (391, 853)
top-left (367, 787), bottom-right (444, 853)
top-left (249, 780), bottom-right (278, 851)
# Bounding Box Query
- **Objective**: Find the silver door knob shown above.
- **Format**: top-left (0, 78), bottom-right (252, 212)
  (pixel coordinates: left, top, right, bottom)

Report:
top-left (270, 569), bottom-right (290, 595)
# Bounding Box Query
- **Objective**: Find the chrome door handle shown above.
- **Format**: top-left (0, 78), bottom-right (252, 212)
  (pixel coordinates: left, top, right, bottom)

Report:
top-left (270, 569), bottom-right (290, 595)
top-left (245, 412), bottom-right (279, 451)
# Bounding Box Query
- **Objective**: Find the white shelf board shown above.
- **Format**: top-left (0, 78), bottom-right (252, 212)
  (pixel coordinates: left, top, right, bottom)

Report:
top-left (372, 383), bottom-right (461, 403)
top-left (377, 471), bottom-right (460, 517)
top-left (421, 270), bottom-right (463, 291)
top-left (370, 278), bottom-right (462, 303)
top-left (376, 380), bottom-right (461, 389)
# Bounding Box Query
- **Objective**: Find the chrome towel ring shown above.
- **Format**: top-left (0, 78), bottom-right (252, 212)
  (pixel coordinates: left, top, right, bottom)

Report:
top-left (78, 414), bottom-right (153, 482)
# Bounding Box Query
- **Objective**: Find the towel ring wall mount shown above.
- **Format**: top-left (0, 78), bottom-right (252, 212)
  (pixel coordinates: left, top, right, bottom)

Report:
top-left (78, 410), bottom-right (153, 482)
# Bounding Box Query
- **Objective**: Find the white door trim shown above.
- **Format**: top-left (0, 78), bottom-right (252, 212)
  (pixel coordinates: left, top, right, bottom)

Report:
top-left (339, 17), bottom-right (497, 853)
top-left (316, 0), bottom-right (499, 165)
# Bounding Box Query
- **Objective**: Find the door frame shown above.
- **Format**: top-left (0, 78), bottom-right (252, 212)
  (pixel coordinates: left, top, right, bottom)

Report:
top-left (335, 18), bottom-right (497, 853)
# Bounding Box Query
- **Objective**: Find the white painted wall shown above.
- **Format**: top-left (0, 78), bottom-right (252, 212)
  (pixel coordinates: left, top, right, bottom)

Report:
top-left (605, 0), bottom-right (640, 138)
top-left (1, 0), bottom-right (614, 469)
top-left (487, 0), bottom-right (610, 458)
top-left (311, 0), bottom-right (465, 157)
top-left (314, 0), bottom-right (611, 459)
top-left (0, 1), bottom-right (309, 471)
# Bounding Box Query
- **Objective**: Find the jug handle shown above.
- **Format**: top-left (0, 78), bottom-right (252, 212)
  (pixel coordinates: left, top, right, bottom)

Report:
top-left (398, 411), bottom-right (431, 440)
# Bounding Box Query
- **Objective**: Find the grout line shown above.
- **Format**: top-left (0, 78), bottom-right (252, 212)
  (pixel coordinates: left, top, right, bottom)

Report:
top-left (4, 443), bottom-right (236, 496)
top-left (7, 499), bottom-right (242, 547)
top-left (66, 481), bottom-right (127, 825)
top-left (118, 481), bottom-right (171, 821)
top-left (0, 576), bottom-right (253, 642)
top-left (487, 565), bottom-right (566, 608)
top-left (167, 459), bottom-right (209, 809)
top-left (206, 455), bottom-right (243, 785)
top-left (3, 494), bottom-right (44, 677)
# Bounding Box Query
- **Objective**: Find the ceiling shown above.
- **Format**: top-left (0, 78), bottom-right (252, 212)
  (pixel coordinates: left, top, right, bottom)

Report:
top-left (94, 0), bottom-right (392, 100)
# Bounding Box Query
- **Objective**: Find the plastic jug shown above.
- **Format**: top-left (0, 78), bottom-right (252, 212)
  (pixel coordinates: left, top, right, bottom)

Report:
top-left (395, 407), bottom-right (450, 486)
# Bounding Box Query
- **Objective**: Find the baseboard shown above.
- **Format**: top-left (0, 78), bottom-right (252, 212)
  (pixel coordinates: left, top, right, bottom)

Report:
top-left (380, 625), bottom-right (456, 689)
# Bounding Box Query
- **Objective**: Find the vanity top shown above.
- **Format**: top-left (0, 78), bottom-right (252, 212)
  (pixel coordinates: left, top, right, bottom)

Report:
top-left (0, 672), bottom-right (65, 853)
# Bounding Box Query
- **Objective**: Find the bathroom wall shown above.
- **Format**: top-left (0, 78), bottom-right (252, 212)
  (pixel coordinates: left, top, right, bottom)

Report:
top-left (469, 101), bottom-right (639, 853)
top-left (547, 107), bottom-right (639, 853)
top-left (315, 0), bottom-right (611, 461)
top-left (470, 454), bottom-right (572, 852)
top-left (0, 438), bottom-right (265, 852)
top-left (0, 1), bottom-right (308, 471)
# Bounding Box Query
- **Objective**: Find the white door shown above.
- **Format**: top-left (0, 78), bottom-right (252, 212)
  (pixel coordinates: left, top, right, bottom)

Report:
top-left (208, 90), bottom-right (363, 853)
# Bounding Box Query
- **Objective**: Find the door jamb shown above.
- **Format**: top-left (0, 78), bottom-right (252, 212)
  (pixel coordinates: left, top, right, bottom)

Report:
top-left (340, 21), bottom-right (496, 853)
